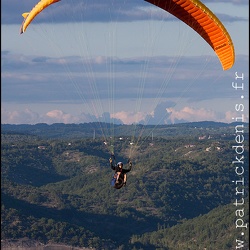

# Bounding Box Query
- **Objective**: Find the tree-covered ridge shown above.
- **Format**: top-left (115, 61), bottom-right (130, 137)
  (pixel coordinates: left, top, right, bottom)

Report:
top-left (1, 123), bottom-right (249, 249)
top-left (130, 199), bottom-right (249, 250)
top-left (2, 121), bottom-right (248, 139)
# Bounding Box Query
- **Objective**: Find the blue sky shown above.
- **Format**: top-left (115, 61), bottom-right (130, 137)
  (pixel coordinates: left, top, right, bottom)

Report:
top-left (1, 0), bottom-right (249, 125)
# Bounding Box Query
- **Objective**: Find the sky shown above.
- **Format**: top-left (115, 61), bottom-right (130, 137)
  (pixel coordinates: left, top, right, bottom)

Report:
top-left (1, 0), bottom-right (249, 126)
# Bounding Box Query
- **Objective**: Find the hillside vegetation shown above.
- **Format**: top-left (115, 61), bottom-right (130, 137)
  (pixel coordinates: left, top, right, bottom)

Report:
top-left (1, 122), bottom-right (249, 249)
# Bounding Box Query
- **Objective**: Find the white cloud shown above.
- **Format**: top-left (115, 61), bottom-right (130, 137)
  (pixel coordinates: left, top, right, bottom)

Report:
top-left (111, 111), bottom-right (146, 124)
top-left (166, 106), bottom-right (249, 124)
top-left (1, 108), bottom-right (80, 125)
top-left (2, 104), bottom-right (249, 125)
top-left (224, 110), bottom-right (249, 123)
top-left (1, 108), bottom-right (40, 125)
top-left (166, 107), bottom-right (216, 123)
top-left (167, 106), bottom-right (249, 123)
top-left (45, 110), bottom-right (76, 124)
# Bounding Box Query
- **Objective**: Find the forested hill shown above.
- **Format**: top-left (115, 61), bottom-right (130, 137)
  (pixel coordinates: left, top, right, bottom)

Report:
top-left (1, 122), bottom-right (249, 249)
top-left (1, 121), bottom-right (248, 139)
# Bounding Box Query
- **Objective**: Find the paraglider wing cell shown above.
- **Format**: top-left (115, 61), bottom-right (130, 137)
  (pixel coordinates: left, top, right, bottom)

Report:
top-left (145, 0), bottom-right (235, 70)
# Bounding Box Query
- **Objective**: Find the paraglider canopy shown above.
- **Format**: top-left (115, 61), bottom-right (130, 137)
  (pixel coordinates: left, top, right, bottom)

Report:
top-left (20, 0), bottom-right (235, 70)
top-left (145, 0), bottom-right (235, 70)
top-left (20, 0), bottom-right (60, 34)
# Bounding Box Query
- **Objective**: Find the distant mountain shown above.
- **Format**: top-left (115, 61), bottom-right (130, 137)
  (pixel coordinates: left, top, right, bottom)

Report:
top-left (1, 121), bottom-right (248, 139)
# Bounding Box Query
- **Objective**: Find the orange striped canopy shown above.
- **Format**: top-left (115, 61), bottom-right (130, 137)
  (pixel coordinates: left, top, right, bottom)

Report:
top-left (145, 0), bottom-right (235, 70)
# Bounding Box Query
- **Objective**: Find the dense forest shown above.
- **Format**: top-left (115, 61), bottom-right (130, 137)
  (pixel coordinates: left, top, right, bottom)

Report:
top-left (1, 122), bottom-right (249, 249)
